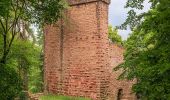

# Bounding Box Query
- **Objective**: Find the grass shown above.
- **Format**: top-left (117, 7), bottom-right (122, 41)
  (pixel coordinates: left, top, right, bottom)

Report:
top-left (40, 95), bottom-right (91, 100)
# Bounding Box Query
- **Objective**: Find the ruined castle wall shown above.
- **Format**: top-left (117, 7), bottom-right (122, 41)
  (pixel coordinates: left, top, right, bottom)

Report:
top-left (44, 0), bottom-right (136, 100)
top-left (61, 1), bottom-right (110, 99)
top-left (44, 1), bottom-right (110, 100)
top-left (44, 24), bottom-right (62, 93)
top-left (107, 43), bottom-right (136, 100)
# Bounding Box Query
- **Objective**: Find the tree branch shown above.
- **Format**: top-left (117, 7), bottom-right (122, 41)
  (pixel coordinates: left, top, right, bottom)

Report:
top-left (0, 19), bottom-right (6, 36)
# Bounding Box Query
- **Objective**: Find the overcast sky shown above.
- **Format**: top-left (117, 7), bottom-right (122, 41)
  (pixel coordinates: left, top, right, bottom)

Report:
top-left (109, 0), bottom-right (151, 40)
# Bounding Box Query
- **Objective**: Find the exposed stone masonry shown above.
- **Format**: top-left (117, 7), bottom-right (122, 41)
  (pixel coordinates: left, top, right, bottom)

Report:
top-left (68, 0), bottom-right (110, 6)
top-left (107, 43), bottom-right (135, 100)
top-left (44, 0), bottom-right (135, 100)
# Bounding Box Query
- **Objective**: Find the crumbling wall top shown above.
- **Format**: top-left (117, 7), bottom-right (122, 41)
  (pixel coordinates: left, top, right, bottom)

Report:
top-left (67, 0), bottom-right (110, 6)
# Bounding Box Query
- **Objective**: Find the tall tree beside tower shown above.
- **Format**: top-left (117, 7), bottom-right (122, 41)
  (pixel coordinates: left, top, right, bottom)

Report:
top-left (117, 0), bottom-right (170, 99)
top-left (0, 0), bottom-right (67, 99)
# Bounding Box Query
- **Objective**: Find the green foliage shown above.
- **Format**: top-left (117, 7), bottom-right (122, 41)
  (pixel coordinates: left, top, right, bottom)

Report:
top-left (0, 0), bottom-right (67, 25)
top-left (0, 0), bottom-right (11, 16)
top-left (0, 0), bottom-right (66, 98)
top-left (29, 59), bottom-right (43, 93)
top-left (26, 0), bottom-right (68, 25)
top-left (12, 39), bottom-right (43, 93)
top-left (0, 32), bottom-right (43, 98)
top-left (40, 95), bottom-right (91, 100)
top-left (117, 0), bottom-right (170, 99)
top-left (36, 27), bottom-right (44, 46)
top-left (0, 0), bottom-right (67, 64)
top-left (108, 25), bottom-right (123, 45)
top-left (0, 64), bottom-right (22, 99)
top-left (28, 27), bottom-right (44, 93)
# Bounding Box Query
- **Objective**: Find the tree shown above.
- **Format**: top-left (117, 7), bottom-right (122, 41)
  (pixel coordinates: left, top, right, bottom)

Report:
top-left (29, 27), bottom-right (44, 93)
top-left (0, 0), bottom-right (67, 99)
top-left (108, 25), bottom-right (123, 45)
top-left (0, 32), bottom-right (22, 99)
top-left (0, 0), bottom-right (67, 64)
top-left (116, 0), bottom-right (170, 99)
top-left (0, 29), bottom-right (43, 99)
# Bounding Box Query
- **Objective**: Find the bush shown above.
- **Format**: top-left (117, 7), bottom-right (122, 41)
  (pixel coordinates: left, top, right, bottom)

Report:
top-left (0, 64), bottom-right (22, 100)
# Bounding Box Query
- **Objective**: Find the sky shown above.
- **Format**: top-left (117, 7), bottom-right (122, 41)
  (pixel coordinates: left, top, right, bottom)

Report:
top-left (109, 0), bottom-right (151, 40)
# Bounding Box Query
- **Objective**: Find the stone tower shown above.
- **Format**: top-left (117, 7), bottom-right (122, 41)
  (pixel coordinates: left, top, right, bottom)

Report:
top-left (44, 0), bottom-right (135, 100)
top-left (44, 0), bottom-right (110, 99)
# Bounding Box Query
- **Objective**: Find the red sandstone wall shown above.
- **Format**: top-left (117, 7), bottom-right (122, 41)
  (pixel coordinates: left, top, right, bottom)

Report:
top-left (107, 43), bottom-right (135, 100)
top-left (44, 24), bottom-right (62, 93)
top-left (62, 1), bottom-right (110, 100)
top-left (44, 1), bottom-right (110, 100)
top-left (44, 0), bottom-right (135, 100)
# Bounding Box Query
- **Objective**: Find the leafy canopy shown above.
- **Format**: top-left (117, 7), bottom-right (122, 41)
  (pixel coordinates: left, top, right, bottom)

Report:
top-left (0, 0), bottom-right (67, 99)
top-left (0, 0), bottom-right (67, 25)
top-left (108, 25), bottom-right (123, 45)
top-left (116, 0), bottom-right (170, 99)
